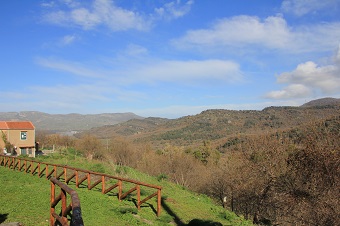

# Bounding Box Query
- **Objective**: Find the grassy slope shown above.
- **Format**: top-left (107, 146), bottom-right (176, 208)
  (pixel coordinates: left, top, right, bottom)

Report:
top-left (0, 154), bottom-right (252, 226)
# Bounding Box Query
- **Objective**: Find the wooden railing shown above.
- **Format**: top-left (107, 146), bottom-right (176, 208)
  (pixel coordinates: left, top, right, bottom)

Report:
top-left (50, 177), bottom-right (84, 226)
top-left (0, 154), bottom-right (162, 216)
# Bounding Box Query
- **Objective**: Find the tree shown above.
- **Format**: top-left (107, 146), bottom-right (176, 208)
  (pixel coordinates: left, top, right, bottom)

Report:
top-left (276, 126), bottom-right (340, 225)
top-left (107, 138), bottom-right (138, 167)
top-left (193, 140), bottom-right (220, 165)
top-left (76, 134), bottom-right (103, 160)
top-left (1, 131), bottom-right (13, 153)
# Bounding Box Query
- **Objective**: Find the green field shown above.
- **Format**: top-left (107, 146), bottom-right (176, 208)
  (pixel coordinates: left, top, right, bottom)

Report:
top-left (0, 154), bottom-right (252, 225)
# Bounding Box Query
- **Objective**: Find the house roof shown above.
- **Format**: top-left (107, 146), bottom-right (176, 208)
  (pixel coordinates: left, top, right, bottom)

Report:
top-left (0, 121), bottom-right (35, 130)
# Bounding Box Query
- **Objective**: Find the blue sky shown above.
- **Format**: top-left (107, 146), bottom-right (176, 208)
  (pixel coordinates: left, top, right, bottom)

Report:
top-left (1, 0), bottom-right (340, 118)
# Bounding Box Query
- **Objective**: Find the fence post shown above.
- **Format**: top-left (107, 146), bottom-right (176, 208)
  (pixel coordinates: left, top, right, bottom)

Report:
top-left (50, 181), bottom-right (55, 226)
top-left (54, 165), bottom-right (57, 178)
top-left (31, 162), bottom-right (34, 175)
top-left (76, 170), bottom-right (79, 187)
top-left (63, 167), bottom-right (67, 183)
top-left (101, 175), bottom-right (105, 194)
top-left (38, 162), bottom-right (40, 175)
top-left (137, 185), bottom-right (141, 210)
top-left (17, 158), bottom-right (19, 170)
top-left (46, 164), bottom-right (49, 179)
top-left (12, 158), bottom-right (15, 170)
top-left (118, 180), bottom-right (122, 200)
top-left (61, 188), bottom-right (67, 224)
top-left (87, 173), bottom-right (91, 190)
top-left (157, 188), bottom-right (161, 217)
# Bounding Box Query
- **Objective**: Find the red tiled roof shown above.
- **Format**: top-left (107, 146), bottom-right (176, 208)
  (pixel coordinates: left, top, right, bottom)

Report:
top-left (0, 121), bottom-right (35, 130)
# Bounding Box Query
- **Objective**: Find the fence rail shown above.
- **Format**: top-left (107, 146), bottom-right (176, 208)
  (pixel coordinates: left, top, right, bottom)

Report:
top-left (0, 154), bottom-right (162, 216)
top-left (50, 177), bottom-right (84, 226)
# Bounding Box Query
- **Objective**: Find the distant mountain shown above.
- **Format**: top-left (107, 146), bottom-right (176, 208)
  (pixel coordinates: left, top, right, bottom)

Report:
top-left (2, 97), bottom-right (339, 137)
top-left (84, 98), bottom-right (340, 148)
top-left (301, 97), bottom-right (340, 108)
top-left (0, 111), bottom-right (144, 131)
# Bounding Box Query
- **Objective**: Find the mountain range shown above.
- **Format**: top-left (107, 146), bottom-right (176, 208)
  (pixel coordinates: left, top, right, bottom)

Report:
top-left (0, 111), bottom-right (143, 132)
top-left (84, 97), bottom-right (340, 148)
top-left (0, 98), bottom-right (339, 146)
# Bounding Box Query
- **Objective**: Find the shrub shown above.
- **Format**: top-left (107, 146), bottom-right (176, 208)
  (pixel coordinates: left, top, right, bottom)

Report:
top-left (89, 163), bottom-right (106, 173)
top-left (157, 173), bottom-right (168, 181)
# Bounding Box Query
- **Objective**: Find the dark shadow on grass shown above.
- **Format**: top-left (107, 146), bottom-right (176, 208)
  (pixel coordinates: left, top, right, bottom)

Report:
top-left (107, 192), bottom-right (119, 197)
top-left (0, 213), bottom-right (8, 223)
top-left (160, 198), bottom-right (223, 226)
top-left (161, 197), bottom-right (185, 225)
top-left (131, 198), bottom-right (152, 210)
top-left (77, 184), bottom-right (88, 189)
top-left (187, 219), bottom-right (223, 226)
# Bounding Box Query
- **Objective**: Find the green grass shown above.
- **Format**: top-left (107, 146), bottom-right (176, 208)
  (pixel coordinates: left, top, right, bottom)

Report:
top-left (0, 154), bottom-right (252, 225)
top-left (0, 167), bottom-right (50, 225)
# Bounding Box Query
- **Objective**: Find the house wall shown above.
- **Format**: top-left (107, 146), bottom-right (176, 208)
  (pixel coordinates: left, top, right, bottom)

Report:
top-left (1, 129), bottom-right (35, 157)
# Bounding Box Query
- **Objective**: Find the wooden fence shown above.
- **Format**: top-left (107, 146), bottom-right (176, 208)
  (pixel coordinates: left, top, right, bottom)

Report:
top-left (50, 177), bottom-right (84, 226)
top-left (0, 154), bottom-right (162, 217)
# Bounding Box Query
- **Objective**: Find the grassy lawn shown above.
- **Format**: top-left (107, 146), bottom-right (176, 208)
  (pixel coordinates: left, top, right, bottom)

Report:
top-left (0, 155), bottom-right (252, 225)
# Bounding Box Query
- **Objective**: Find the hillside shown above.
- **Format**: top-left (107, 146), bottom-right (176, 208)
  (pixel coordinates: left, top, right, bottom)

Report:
top-left (301, 97), bottom-right (340, 107)
top-left (84, 98), bottom-right (340, 148)
top-left (0, 111), bottom-right (144, 132)
top-left (0, 154), bottom-right (252, 225)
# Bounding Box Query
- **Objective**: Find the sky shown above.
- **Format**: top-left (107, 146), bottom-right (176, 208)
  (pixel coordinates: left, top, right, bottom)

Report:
top-left (1, 0), bottom-right (340, 118)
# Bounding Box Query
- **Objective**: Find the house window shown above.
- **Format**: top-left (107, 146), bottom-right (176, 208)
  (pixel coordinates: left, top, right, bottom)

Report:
top-left (20, 131), bottom-right (27, 140)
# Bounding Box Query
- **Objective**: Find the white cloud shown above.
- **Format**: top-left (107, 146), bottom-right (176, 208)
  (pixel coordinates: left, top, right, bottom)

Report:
top-left (36, 56), bottom-right (243, 86)
top-left (41, 1), bottom-right (56, 8)
top-left (265, 84), bottom-right (312, 99)
top-left (69, 7), bottom-right (101, 29)
top-left (175, 15), bottom-right (290, 49)
top-left (0, 82), bottom-right (147, 114)
top-left (173, 15), bottom-right (340, 53)
top-left (0, 91), bottom-right (28, 101)
top-left (32, 84), bottom-right (111, 103)
top-left (42, 0), bottom-right (151, 31)
top-left (124, 44), bottom-right (148, 57)
top-left (281, 0), bottom-right (339, 16)
top-left (61, 35), bottom-right (76, 45)
top-left (265, 47), bottom-right (340, 99)
top-left (42, 0), bottom-right (194, 31)
top-left (43, 10), bottom-right (68, 25)
top-left (155, 0), bottom-right (194, 20)
top-left (0, 84), bottom-right (106, 113)
top-left (36, 57), bottom-right (106, 78)
top-left (117, 59), bottom-right (243, 85)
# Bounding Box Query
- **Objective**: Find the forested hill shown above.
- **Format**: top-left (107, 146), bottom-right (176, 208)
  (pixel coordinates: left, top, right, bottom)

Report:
top-left (85, 98), bottom-right (340, 147)
top-left (300, 97), bottom-right (340, 107)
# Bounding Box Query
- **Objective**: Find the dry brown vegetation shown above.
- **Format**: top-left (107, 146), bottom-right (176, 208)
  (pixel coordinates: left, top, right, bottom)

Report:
top-left (36, 105), bottom-right (340, 225)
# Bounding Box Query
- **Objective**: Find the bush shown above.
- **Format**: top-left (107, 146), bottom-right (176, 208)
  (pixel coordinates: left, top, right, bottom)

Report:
top-left (115, 165), bottom-right (128, 175)
top-left (157, 173), bottom-right (168, 181)
top-left (89, 163), bottom-right (106, 173)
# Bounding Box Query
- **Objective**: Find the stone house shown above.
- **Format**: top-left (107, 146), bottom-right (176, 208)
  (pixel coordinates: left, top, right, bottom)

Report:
top-left (0, 121), bottom-right (36, 157)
